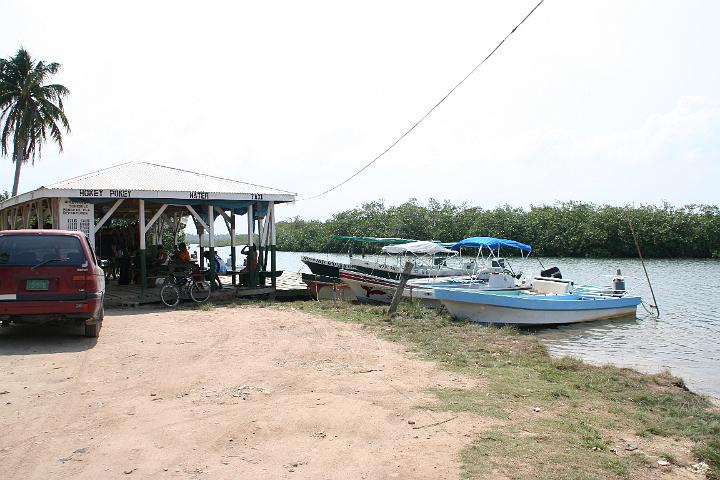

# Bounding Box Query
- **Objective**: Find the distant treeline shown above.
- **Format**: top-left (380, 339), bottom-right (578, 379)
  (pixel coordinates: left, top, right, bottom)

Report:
top-left (275, 200), bottom-right (720, 258)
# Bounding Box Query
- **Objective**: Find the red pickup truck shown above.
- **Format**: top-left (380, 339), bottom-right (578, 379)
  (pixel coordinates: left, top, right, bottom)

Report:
top-left (0, 230), bottom-right (105, 337)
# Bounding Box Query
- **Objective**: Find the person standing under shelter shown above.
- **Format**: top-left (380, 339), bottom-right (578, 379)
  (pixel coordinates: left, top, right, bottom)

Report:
top-left (203, 251), bottom-right (226, 289)
top-left (240, 244), bottom-right (257, 273)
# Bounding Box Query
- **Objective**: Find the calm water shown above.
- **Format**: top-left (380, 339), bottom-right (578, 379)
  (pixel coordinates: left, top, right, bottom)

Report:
top-left (193, 246), bottom-right (720, 398)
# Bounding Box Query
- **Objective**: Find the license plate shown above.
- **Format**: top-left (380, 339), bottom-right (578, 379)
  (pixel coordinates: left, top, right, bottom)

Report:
top-left (26, 279), bottom-right (50, 291)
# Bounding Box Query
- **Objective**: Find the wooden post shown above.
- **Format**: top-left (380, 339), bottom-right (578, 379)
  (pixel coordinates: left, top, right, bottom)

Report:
top-left (269, 202), bottom-right (277, 294)
top-left (230, 212), bottom-right (237, 286)
top-left (207, 205), bottom-right (216, 290)
top-left (139, 199), bottom-right (147, 292)
top-left (88, 203), bottom-right (95, 250)
top-left (388, 261), bottom-right (413, 314)
top-left (51, 198), bottom-right (58, 229)
top-left (198, 224), bottom-right (204, 269)
top-left (247, 204), bottom-right (255, 288)
top-left (256, 202), bottom-right (265, 285)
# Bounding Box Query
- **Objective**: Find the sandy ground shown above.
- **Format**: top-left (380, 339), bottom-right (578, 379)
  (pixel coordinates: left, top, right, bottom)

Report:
top-left (0, 306), bottom-right (485, 480)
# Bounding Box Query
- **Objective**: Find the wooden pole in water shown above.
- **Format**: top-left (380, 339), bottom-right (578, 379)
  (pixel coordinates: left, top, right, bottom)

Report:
top-left (388, 261), bottom-right (414, 314)
top-left (628, 219), bottom-right (659, 316)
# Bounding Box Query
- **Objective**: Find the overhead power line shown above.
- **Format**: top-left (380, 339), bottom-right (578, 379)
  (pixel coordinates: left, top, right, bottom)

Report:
top-left (301, 0), bottom-right (547, 201)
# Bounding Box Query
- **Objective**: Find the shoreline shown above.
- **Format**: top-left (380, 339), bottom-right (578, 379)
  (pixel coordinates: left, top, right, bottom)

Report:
top-left (541, 347), bottom-right (720, 403)
top-left (264, 299), bottom-right (720, 478)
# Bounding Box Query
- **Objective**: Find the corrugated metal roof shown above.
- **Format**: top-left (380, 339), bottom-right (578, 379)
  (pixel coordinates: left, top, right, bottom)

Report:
top-left (45, 162), bottom-right (295, 196)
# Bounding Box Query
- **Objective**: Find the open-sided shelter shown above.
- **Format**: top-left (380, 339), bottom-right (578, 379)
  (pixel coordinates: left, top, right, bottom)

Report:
top-left (0, 162), bottom-right (296, 295)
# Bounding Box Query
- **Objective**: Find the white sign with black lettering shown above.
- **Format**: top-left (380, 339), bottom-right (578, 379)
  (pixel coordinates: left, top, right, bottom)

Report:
top-left (59, 198), bottom-right (95, 249)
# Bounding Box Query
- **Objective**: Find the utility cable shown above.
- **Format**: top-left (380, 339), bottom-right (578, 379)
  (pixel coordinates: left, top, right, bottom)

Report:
top-left (301, 0), bottom-right (547, 201)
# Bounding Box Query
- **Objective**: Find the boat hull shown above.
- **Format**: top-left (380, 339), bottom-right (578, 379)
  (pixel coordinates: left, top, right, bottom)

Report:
top-left (340, 270), bottom-right (524, 307)
top-left (434, 289), bottom-right (641, 325)
top-left (303, 255), bottom-right (471, 281)
top-left (301, 256), bottom-right (353, 278)
top-left (350, 258), bottom-right (469, 280)
top-left (302, 273), bottom-right (357, 301)
top-left (339, 270), bottom-right (399, 304)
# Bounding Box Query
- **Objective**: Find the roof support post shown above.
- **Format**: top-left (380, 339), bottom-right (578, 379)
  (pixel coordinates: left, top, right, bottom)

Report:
top-left (88, 203), bottom-right (96, 250)
top-left (95, 199), bottom-right (124, 231)
top-left (34, 201), bottom-right (41, 229)
top-left (40, 200), bottom-right (49, 228)
top-left (50, 198), bottom-right (59, 229)
top-left (269, 202), bottom-right (277, 293)
top-left (30, 202), bottom-right (37, 229)
top-left (256, 202), bottom-right (265, 279)
top-left (143, 204), bottom-right (168, 234)
top-left (139, 199), bottom-right (147, 292)
top-left (214, 207), bottom-right (231, 230)
top-left (186, 205), bottom-right (209, 268)
top-left (207, 204), bottom-right (216, 291)
top-left (247, 204), bottom-right (255, 288)
top-left (230, 211), bottom-right (236, 285)
top-left (22, 204), bottom-right (31, 229)
top-left (185, 205), bottom-right (208, 231)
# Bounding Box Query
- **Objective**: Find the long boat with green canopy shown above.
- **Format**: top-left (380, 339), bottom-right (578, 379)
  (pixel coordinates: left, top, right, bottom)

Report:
top-left (301, 236), bottom-right (474, 280)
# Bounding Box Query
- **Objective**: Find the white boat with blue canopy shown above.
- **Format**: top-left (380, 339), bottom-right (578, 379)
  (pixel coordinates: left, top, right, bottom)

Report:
top-left (405, 236), bottom-right (534, 302)
top-left (407, 236), bottom-right (642, 324)
top-left (343, 236), bottom-right (534, 305)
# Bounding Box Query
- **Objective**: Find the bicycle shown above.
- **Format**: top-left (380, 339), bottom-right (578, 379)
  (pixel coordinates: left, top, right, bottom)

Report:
top-left (159, 265), bottom-right (211, 307)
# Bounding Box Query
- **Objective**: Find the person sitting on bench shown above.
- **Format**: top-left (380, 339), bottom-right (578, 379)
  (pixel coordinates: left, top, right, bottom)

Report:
top-left (176, 243), bottom-right (191, 262)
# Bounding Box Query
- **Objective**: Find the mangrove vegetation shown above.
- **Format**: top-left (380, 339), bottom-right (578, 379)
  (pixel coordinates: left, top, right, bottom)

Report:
top-left (276, 200), bottom-right (720, 258)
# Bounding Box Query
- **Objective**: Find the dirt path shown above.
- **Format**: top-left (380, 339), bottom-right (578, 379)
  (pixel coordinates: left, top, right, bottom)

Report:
top-left (0, 306), bottom-right (485, 479)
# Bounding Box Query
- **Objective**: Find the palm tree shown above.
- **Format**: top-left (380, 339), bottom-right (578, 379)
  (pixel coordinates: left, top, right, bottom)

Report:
top-left (0, 48), bottom-right (70, 196)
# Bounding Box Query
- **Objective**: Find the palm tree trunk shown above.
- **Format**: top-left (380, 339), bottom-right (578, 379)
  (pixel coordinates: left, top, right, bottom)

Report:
top-left (11, 139), bottom-right (25, 197)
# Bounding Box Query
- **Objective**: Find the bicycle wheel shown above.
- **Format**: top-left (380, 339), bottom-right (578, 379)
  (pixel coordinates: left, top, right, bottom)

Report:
top-left (190, 281), bottom-right (212, 303)
top-left (160, 284), bottom-right (181, 307)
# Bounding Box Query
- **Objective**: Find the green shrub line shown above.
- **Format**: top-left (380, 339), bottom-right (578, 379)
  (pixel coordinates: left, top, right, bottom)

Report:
top-left (276, 200), bottom-right (720, 259)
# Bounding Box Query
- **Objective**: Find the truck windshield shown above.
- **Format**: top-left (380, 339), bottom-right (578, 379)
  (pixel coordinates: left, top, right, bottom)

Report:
top-left (0, 235), bottom-right (87, 266)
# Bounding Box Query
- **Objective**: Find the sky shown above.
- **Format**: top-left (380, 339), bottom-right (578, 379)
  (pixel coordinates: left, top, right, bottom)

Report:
top-left (2, 0), bottom-right (719, 233)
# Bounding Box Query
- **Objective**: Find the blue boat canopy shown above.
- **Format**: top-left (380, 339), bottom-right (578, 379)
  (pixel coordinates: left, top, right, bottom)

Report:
top-left (450, 236), bottom-right (532, 253)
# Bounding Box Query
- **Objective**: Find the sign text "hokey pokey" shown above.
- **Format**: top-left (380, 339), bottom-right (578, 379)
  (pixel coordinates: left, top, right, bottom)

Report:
top-left (78, 189), bottom-right (132, 198)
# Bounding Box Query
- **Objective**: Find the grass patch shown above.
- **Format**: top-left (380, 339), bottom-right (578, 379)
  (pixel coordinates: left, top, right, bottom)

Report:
top-left (230, 299), bottom-right (720, 478)
top-left (694, 439), bottom-right (720, 480)
top-left (423, 388), bottom-right (510, 419)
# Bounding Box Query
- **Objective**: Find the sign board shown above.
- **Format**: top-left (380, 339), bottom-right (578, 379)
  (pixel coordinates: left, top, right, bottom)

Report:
top-left (59, 198), bottom-right (95, 249)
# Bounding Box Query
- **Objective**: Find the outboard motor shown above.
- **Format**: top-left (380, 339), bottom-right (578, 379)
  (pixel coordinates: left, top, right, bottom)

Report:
top-left (540, 266), bottom-right (562, 279)
top-left (612, 269), bottom-right (626, 293)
